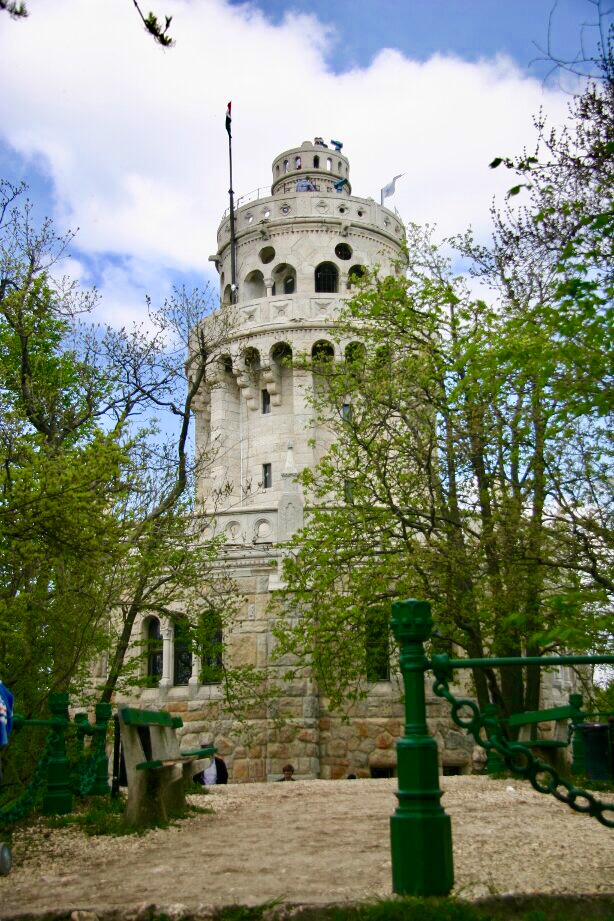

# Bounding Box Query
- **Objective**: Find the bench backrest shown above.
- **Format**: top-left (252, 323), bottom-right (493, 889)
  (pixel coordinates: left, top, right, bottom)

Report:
top-left (120, 707), bottom-right (183, 729)
top-left (507, 704), bottom-right (581, 728)
top-left (118, 707), bottom-right (183, 777)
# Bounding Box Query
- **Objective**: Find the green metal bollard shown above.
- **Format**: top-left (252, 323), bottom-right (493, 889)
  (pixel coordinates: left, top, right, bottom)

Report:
top-left (89, 702), bottom-right (112, 796)
top-left (42, 692), bottom-right (73, 816)
top-left (569, 692), bottom-right (586, 777)
top-left (390, 599), bottom-right (454, 897)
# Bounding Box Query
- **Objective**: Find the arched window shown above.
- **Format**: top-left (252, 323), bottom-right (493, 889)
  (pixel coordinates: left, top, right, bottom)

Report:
top-left (220, 353), bottom-right (233, 376)
top-left (173, 619), bottom-right (192, 687)
top-left (345, 341), bottom-right (366, 365)
top-left (145, 617), bottom-right (162, 685)
top-left (273, 263), bottom-right (297, 296)
top-left (271, 342), bottom-right (293, 366)
top-left (243, 270), bottom-right (266, 299)
top-left (295, 156), bottom-right (302, 169)
top-left (283, 159), bottom-right (289, 173)
top-left (326, 157), bottom-right (332, 171)
top-left (200, 613), bottom-right (223, 684)
top-left (365, 606), bottom-right (390, 682)
top-left (313, 155), bottom-right (320, 168)
top-left (348, 265), bottom-right (366, 287)
top-left (243, 346), bottom-right (260, 374)
top-left (315, 262), bottom-right (338, 293)
top-left (222, 284), bottom-right (232, 305)
top-left (311, 339), bottom-right (335, 363)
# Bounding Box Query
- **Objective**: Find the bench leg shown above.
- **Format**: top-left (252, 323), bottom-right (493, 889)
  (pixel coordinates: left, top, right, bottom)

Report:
top-left (125, 771), bottom-right (167, 828)
top-left (160, 765), bottom-right (188, 820)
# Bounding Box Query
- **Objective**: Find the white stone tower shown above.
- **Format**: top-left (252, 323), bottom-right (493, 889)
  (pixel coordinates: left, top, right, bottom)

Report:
top-left (199, 138), bottom-right (406, 536)
top-left (188, 139), bottom-right (414, 781)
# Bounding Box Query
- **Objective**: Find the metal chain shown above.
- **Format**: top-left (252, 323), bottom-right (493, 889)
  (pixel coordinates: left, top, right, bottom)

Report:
top-left (0, 730), bottom-right (57, 828)
top-left (431, 669), bottom-right (614, 829)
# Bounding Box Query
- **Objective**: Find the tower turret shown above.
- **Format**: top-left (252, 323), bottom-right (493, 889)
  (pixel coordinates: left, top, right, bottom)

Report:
top-left (271, 139), bottom-right (351, 196)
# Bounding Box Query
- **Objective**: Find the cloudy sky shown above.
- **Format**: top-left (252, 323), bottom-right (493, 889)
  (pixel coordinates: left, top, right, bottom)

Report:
top-left (0, 0), bottom-right (609, 327)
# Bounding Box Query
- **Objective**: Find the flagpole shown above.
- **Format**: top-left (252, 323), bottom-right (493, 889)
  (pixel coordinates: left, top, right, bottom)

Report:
top-left (226, 102), bottom-right (238, 305)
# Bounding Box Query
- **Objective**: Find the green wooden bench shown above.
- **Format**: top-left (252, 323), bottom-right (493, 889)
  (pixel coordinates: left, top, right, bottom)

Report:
top-left (486, 693), bottom-right (585, 773)
top-left (118, 707), bottom-right (215, 827)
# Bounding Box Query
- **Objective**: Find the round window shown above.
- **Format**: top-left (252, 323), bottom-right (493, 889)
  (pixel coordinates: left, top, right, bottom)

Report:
top-left (246, 213), bottom-right (254, 224)
top-left (335, 243), bottom-right (352, 260)
top-left (281, 205), bottom-right (291, 214)
top-left (263, 208), bottom-right (271, 219)
top-left (357, 209), bottom-right (364, 217)
top-left (259, 246), bottom-right (275, 264)
top-left (338, 206), bottom-right (347, 214)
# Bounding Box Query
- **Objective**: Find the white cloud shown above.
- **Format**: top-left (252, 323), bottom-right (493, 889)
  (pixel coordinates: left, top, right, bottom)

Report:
top-left (0, 0), bottom-right (571, 325)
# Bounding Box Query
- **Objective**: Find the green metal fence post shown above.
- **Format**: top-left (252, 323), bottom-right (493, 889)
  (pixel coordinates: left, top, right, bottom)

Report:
top-left (389, 599), bottom-right (454, 896)
top-left (569, 692), bottom-right (586, 777)
top-left (89, 702), bottom-right (112, 796)
top-left (41, 692), bottom-right (73, 816)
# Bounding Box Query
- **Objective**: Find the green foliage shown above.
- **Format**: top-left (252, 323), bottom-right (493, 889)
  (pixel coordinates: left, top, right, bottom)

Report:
top-left (198, 896), bottom-right (614, 921)
top-left (0, 0), bottom-right (27, 18)
top-left (592, 676), bottom-right (614, 713)
top-left (0, 183), bottom-right (254, 800)
top-left (131, 0), bottom-right (174, 47)
top-left (272, 42), bottom-right (613, 718)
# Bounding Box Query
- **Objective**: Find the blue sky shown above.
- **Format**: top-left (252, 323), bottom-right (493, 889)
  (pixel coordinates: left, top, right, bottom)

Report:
top-left (0, 0), bottom-right (610, 328)
top-left (231, 0), bottom-right (605, 76)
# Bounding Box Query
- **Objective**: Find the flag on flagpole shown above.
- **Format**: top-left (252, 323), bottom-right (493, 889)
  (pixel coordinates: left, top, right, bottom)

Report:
top-left (225, 101), bottom-right (232, 137)
top-left (381, 173), bottom-right (403, 204)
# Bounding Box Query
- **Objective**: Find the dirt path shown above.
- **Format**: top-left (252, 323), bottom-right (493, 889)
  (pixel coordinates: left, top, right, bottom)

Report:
top-left (1, 777), bottom-right (613, 917)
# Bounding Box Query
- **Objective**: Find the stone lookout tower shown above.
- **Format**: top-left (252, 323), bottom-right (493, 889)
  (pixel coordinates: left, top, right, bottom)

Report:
top-left (185, 139), bottom-right (417, 781)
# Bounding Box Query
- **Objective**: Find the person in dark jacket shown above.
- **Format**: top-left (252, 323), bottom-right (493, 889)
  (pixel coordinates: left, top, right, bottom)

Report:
top-left (192, 753), bottom-right (228, 785)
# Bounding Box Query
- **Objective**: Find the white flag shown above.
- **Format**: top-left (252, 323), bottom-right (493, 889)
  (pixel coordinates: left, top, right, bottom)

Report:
top-left (381, 174), bottom-right (403, 204)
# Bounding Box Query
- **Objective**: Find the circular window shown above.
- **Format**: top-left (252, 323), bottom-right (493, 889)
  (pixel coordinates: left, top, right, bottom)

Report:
top-left (281, 205), bottom-right (291, 214)
top-left (384, 218), bottom-right (390, 227)
top-left (246, 213), bottom-right (254, 224)
top-left (259, 246), bottom-right (275, 264)
top-left (338, 206), bottom-right (347, 214)
top-left (263, 208), bottom-right (271, 219)
top-left (357, 209), bottom-right (364, 217)
top-left (335, 243), bottom-right (352, 260)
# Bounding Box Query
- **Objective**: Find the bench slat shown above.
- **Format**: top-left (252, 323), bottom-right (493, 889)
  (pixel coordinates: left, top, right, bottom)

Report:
top-left (507, 706), bottom-right (578, 726)
top-left (136, 756), bottom-right (199, 771)
top-left (121, 707), bottom-right (183, 729)
top-left (181, 747), bottom-right (217, 758)
top-left (522, 739), bottom-right (569, 748)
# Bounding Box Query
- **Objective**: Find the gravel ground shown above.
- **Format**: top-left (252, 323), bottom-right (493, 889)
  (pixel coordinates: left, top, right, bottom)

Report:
top-left (0, 776), bottom-right (612, 917)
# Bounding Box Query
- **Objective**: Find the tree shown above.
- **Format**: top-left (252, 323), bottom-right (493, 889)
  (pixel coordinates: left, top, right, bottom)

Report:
top-left (272, 28), bottom-right (613, 721)
top-left (271, 215), bottom-right (611, 720)
top-left (0, 182), bottom-right (245, 736)
top-left (0, 0), bottom-right (175, 47)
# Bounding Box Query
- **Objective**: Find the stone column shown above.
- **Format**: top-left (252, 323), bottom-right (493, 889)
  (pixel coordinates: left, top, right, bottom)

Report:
top-left (188, 653), bottom-right (202, 699)
top-left (159, 622), bottom-right (173, 700)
